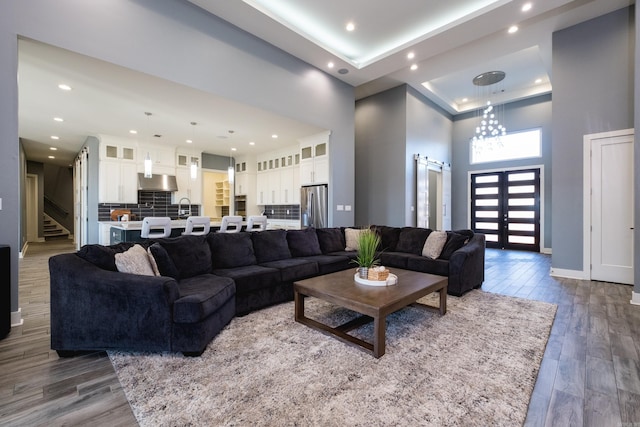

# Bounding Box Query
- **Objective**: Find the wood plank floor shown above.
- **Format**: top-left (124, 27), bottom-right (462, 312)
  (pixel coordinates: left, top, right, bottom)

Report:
top-left (1, 241), bottom-right (639, 426)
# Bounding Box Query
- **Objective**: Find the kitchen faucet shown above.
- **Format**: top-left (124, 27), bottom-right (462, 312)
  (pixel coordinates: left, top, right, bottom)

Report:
top-left (178, 197), bottom-right (191, 218)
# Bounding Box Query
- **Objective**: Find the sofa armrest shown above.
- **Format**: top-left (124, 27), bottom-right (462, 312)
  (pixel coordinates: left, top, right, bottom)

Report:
top-left (49, 253), bottom-right (180, 352)
top-left (447, 234), bottom-right (486, 296)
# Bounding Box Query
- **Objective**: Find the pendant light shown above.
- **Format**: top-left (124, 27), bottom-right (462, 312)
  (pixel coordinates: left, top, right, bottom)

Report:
top-left (228, 148), bottom-right (235, 184)
top-left (143, 112), bottom-right (153, 178)
top-left (190, 122), bottom-right (198, 180)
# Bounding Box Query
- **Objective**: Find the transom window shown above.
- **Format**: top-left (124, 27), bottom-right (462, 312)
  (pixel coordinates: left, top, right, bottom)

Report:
top-left (471, 128), bottom-right (541, 164)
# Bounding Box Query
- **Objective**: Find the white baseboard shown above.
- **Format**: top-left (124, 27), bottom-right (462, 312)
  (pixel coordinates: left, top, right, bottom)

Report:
top-left (11, 308), bottom-right (23, 327)
top-left (541, 247), bottom-right (552, 255)
top-left (550, 267), bottom-right (588, 280)
top-left (631, 291), bottom-right (640, 306)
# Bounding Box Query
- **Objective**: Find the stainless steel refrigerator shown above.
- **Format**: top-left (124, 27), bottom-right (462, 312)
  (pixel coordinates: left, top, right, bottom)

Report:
top-left (300, 184), bottom-right (328, 228)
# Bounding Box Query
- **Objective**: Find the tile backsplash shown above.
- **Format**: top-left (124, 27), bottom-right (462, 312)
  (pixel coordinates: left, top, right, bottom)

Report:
top-left (98, 191), bottom-right (200, 221)
top-left (263, 205), bottom-right (300, 220)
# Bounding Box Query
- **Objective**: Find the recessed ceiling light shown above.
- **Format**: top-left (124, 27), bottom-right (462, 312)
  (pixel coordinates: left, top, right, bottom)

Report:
top-left (129, 129), bottom-right (137, 134)
top-left (58, 84), bottom-right (72, 91)
top-left (462, 98), bottom-right (468, 103)
top-left (50, 147), bottom-right (57, 151)
top-left (48, 156), bottom-right (55, 159)
top-left (53, 117), bottom-right (64, 122)
top-left (522, 3), bottom-right (532, 12)
top-left (535, 78), bottom-right (542, 84)
top-left (231, 147), bottom-right (237, 152)
top-left (186, 139), bottom-right (193, 144)
top-left (249, 142), bottom-right (255, 146)
top-left (407, 52), bottom-right (415, 60)
top-left (272, 134), bottom-right (278, 139)
top-left (346, 22), bottom-right (355, 32)
top-left (410, 64), bottom-right (418, 71)
top-left (508, 25), bottom-right (519, 34)
top-left (328, 61), bottom-right (334, 68)
top-left (50, 135), bottom-right (59, 140)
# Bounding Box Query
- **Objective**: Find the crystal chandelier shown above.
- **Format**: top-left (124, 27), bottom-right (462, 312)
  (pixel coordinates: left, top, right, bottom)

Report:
top-left (471, 71), bottom-right (507, 143)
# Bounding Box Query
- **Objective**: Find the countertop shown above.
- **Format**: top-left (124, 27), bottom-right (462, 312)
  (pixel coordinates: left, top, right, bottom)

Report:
top-left (98, 219), bottom-right (300, 231)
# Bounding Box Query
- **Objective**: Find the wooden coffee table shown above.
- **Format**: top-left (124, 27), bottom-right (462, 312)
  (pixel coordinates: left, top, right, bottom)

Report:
top-left (294, 268), bottom-right (447, 358)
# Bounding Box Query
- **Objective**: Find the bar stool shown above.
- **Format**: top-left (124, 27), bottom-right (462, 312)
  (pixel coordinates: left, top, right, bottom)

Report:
top-left (246, 215), bottom-right (267, 231)
top-left (141, 217), bottom-right (172, 239)
top-left (182, 216), bottom-right (211, 236)
top-left (218, 215), bottom-right (243, 233)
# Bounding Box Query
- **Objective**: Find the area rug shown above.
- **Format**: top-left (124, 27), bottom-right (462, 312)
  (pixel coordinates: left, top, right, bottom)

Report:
top-left (109, 290), bottom-right (556, 426)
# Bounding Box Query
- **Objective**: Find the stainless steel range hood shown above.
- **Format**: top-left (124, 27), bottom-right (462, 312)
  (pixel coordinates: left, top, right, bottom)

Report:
top-left (138, 173), bottom-right (179, 192)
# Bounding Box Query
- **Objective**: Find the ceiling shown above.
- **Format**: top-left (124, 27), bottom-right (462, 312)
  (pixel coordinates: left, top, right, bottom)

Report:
top-left (19, 0), bottom-right (633, 167)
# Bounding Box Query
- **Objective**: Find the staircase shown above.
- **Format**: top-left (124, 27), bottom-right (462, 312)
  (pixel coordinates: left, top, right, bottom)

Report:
top-left (43, 213), bottom-right (70, 241)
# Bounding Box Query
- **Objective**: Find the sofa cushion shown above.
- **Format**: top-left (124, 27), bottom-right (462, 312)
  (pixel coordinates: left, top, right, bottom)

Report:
top-left (77, 242), bottom-right (135, 271)
top-left (260, 258), bottom-right (319, 282)
top-left (406, 254), bottom-right (450, 276)
top-left (148, 243), bottom-right (180, 279)
top-left (395, 227), bottom-right (431, 255)
top-left (173, 274), bottom-right (236, 323)
top-left (208, 232), bottom-right (257, 269)
top-left (286, 228), bottom-right (322, 257)
top-left (297, 254), bottom-right (352, 275)
top-left (316, 228), bottom-right (346, 254)
top-left (373, 226), bottom-right (402, 252)
top-left (114, 244), bottom-right (156, 276)
top-left (422, 231), bottom-right (447, 259)
top-left (212, 265), bottom-right (280, 294)
top-left (251, 229), bottom-right (291, 263)
top-left (378, 251), bottom-right (409, 269)
top-left (155, 235), bottom-right (212, 279)
top-left (439, 232), bottom-right (469, 260)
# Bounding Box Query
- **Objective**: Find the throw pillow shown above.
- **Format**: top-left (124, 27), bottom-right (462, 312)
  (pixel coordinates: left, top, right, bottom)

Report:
top-left (344, 228), bottom-right (365, 251)
top-left (147, 246), bottom-right (161, 276)
top-left (422, 231), bottom-right (448, 259)
top-left (114, 244), bottom-right (155, 276)
top-left (148, 243), bottom-right (179, 279)
top-left (439, 232), bottom-right (469, 260)
top-left (287, 228), bottom-right (322, 257)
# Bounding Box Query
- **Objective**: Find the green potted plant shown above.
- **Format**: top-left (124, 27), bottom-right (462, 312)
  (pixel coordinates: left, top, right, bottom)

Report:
top-left (353, 229), bottom-right (381, 279)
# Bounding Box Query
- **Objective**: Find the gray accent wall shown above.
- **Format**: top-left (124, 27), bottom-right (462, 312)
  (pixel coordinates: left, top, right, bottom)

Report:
top-left (202, 153), bottom-right (233, 171)
top-left (355, 85), bottom-right (452, 226)
top-left (551, 7), bottom-right (634, 271)
top-left (0, 0), bottom-right (355, 319)
top-left (452, 95), bottom-right (553, 249)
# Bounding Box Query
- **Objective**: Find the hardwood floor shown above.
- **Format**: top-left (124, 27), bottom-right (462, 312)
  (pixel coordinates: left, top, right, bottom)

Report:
top-left (1, 242), bottom-right (639, 426)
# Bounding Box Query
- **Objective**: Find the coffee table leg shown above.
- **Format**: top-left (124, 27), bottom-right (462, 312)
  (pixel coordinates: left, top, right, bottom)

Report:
top-left (439, 286), bottom-right (447, 315)
top-left (373, 316), bottom-right (385, 358)
top-left (294, 290), bottom-right (304, 321)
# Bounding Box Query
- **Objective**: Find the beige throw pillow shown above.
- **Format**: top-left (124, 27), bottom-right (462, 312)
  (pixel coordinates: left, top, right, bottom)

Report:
top-left (115, 244), bottom-right (156, 276)
top-left (422, 231), bottom-right (448, 259)
top-left (344, 228), bottom-right (365, 251)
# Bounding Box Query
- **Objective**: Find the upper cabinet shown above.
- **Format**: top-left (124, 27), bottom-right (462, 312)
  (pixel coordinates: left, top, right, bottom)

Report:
top-left (234, 154), bottom-right (256, 197)
top-left (299, 131), bottom-right (330, 185)
top-left (256, 145), bottom-right (299, 205)
top-left (98, 135), bottom-right (138, 203)
top-left (138, 145), bottom-right (175, 175)
top-left (99, 135), bottom-right (136, 162)
top-left (174, 149), bottom-right (202, 204)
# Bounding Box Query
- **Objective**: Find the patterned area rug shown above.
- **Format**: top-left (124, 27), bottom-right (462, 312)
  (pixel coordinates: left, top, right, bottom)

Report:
top-left (109, 290), bottom-right (556, 426)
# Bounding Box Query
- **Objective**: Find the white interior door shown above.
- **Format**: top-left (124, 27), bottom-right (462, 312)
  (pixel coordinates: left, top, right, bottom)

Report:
top-left (591, 134), bottom-right (634, 284)
top-left (441, 167), bottom-right (452, 230)
top-left (416, 156), bottom-right (429, 228)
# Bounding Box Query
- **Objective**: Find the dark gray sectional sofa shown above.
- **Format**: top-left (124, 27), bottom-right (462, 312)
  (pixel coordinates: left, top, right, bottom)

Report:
top-left (49, 226), bottom-right (485, 356)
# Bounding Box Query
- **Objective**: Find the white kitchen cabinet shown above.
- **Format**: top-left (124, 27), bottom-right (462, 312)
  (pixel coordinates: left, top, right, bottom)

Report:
top-left (174, 167), bottom-right (202, 204)
top-left (99, 161), bottom-right (138, 203)
top-left (138, 145), bottom-right (175, 175)
top-left (99, 136), bottom-right (136, 162)
top-left (299, 131), bottom-right (330, 185)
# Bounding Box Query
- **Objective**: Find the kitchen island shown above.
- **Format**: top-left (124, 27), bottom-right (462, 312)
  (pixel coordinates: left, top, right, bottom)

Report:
top-left (98, 219), bottom-right (301, 245)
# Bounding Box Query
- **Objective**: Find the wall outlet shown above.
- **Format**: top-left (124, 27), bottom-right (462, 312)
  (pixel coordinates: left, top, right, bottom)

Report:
top-left (345, 205), bottom-right (352, 211)
top-left (337, 205), bottom-right (344, 211)
top-left (286, 209), bottom-right (290, 214)
top-left (271, 209), bottom-right (274, 214)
